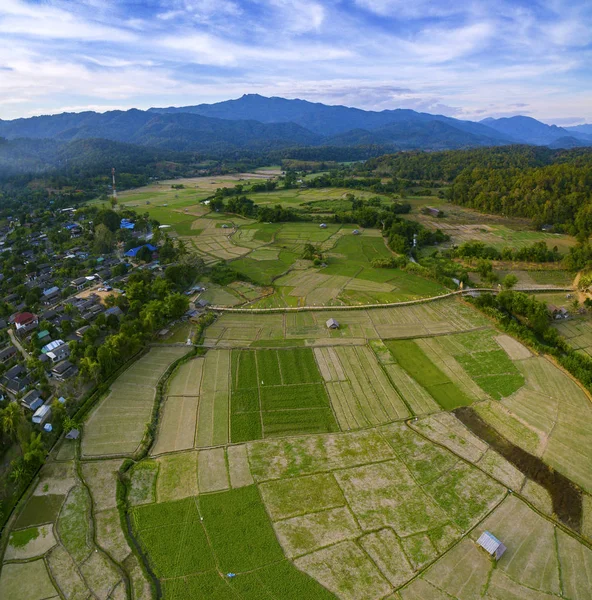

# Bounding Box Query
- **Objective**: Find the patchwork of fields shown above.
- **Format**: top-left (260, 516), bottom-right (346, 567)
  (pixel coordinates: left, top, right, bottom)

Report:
top-left (3, 181), bottom-right (592, 600)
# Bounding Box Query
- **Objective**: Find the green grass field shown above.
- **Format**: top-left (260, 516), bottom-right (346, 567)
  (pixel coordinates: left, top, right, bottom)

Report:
top-left (386, 340), bottom-right (474, 410)
top-left (131, 487), bottom-right (335, 600)
top-left (230, 348), bottom-right (338, 442)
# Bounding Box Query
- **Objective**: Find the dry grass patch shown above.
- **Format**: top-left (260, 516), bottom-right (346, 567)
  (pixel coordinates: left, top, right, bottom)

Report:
top-left (260, 472), bottom-right (345, 521)
top-left (198, 447), bottom-right (230, 493)
top-left (360, 528), bottom-right (414, 587)
top-left (79, 550), bottom-right (121, 599)
top-left (295, 541), bottom-right (391, 600)
top-left (128, 460), bottom-right (158, 506)
top-left (152, 395), bottom-right (199, 455)
top-left (0, 560), bottom-right (58, 600)
top-left (33, 461), bottom-right (76, 496)
top-left (46, 544), bottom-right (88, 599)
top-left (274, 506), bottom-right (360, 558)
top-left (248, 429), bottom-right (395, 482)
top-left (95, 507), bottom-right (130, 563)
top-left (476, 448), bottom-right (525, 490)
top-left (227, 444), bottom-right (254, 488)
top-left (335, 460), bottom-right (448, 536)
top-left (412, 412), bottom-right (488, 462)
top-left (81, 458), bottom-right (123, 511)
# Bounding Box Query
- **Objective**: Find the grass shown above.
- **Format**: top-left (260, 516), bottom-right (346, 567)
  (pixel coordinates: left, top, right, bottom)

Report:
top-left (132, 484), bottom-right (334, 599)
top-left (386, 340), bottom-right (474, 410)
top-left (128, 460), bottom-right (159, 505)
top-left (0, 560), bottom-right (58, 600)
top-left (14, 494), bottom-right (65, 528)
top-left (8, 526), bottom-right (39, 547)
top-left (57, 485), bottom-right (92, 563)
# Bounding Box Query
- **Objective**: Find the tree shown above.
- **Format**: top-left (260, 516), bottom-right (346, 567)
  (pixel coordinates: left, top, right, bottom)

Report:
top-left (502, 274), bottom-right (519, 289)
top-left (1, 402), bottom-right (23, 444)
top-left (93, 223), bottom-right (115, 254)
top-left (165, 293), bottom-right (189, 320)
top-left (136, 245), bottom-right (153, 263)
top-left (22, 432), bottom-right (46, 468)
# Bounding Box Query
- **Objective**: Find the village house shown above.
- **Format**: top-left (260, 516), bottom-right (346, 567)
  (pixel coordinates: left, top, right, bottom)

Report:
top-left (13, 311), bottom-right (38, 336)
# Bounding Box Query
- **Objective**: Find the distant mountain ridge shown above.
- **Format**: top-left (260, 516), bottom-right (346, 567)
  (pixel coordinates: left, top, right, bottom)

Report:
top-left (1, 95), bottom-right (591, 159)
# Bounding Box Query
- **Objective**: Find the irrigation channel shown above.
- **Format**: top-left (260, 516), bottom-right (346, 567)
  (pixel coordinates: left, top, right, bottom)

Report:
top-left (454, 406), bottom-right (583, 531)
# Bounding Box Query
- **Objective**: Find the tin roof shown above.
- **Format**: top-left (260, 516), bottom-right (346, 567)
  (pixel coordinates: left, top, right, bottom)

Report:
top-left (477, 531), bottom-right (502, 554)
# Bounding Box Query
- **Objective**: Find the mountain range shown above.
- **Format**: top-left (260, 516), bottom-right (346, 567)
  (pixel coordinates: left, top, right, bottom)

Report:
top-left (0, 95), bottom-right (591, 174)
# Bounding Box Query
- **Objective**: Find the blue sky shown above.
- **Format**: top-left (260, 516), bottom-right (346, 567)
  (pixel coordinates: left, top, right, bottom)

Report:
top-left (0, 0), bottom-right (591, 124)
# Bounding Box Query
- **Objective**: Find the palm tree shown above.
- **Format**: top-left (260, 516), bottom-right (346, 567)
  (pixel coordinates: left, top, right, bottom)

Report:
top-left (1, 402), bottom-right (23, 443)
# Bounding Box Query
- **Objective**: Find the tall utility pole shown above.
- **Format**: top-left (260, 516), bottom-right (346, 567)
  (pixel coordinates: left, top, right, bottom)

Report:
top-left (111, 167), bottom-right (117, 200)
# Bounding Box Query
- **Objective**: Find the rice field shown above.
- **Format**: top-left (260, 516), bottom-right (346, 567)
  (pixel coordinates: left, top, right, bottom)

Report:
top-left (82, 346), bottom-right (189, 457)
top-left (204, 298), bottom-right (490, 347)
top-left (554, 317), bottom-right (592, 357)
top-left (229, 348), bottom-right (338, 442)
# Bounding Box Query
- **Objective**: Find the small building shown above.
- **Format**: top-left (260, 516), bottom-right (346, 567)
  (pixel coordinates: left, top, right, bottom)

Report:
top-left (66, 429), bottom-right (80, 440)
top-left (13, 311), bottom-right (38, 334)
top-left (476, 531), bottom-right (506, 560)
top-left (326, 318), bottom-right (340, 329)
top-left (47, 343), bottom-right (70, 363)
top-left (0, 345), bottom-right (17, 364)
top-left (22, 390), bottom-right (44, 412)
top-left (42, 339), bottom-right (66, 354)
top-left (352, 229), bottom-right (360, 235)
top-left (32, 404), bottom-right (52, 425)
top-left (320, 223), bottom-right (327, 229)
top-left (104, 306), bottom-right (123, 319)
top-left (425, 207), bottom-right (441, 218)
top-left (37, 330), bottom-right (51, 342)
top-left (71, 277), bottom-right (87, 290)
top-left (52, 360), bottom-right (78, 381)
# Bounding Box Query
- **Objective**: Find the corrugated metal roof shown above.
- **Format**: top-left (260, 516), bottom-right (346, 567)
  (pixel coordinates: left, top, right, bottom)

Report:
top-left (477, 531), bottom-right (501, 554)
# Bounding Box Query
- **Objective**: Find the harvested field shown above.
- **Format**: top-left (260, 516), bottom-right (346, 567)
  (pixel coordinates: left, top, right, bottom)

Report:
top-left (82, 346), bottom-right (188, 457)
top-left (152, 395), bottom-right (199, 455)
top-left (227, 444), bottom-right (254, 488)
top-left (319, 345), bottom-right (409, 430)
top-left (128, 460), bottom-right (159, 505)
top-left (94, 507), bottom-right (131, 562)
top-left (359, 528), bottom-right (414, 587)
top-left (0, 560), bottom-right (58, 600)
top-left (295, 541), bottom-right (391, 600)
top-left (495, 334), bottom-right (532, 360)
top-left (195, 349), bottom-right (230, 447)
top-left (168, 358), bottom-right (204, 396)
top-left (5, 524), bottom-right (57, 560)
top-left (197, 447), bottom-right (230, 493)
top-left (470, 495), bottom-right (561, 595)
top-left (80, 458), bottom-right (123, 512)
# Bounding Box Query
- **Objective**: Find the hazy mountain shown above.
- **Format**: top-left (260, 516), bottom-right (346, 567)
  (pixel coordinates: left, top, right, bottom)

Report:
top-left (547, 136), bottom-right (592, 149)
top-left (325, 120), bottom-right (505, 150)
top-left (479, 116), bottom-right (582, 146)
top-left (2, 96), bottom-right (591, 161)
top-left (150, 94), bottom-right (514, 142)
top-left (0, 110), bottom-right (320, 151)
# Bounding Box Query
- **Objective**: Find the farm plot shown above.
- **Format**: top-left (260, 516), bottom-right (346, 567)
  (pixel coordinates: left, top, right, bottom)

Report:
top-left (370, 340), bottom-right (440, 415)
top-left (554, 318), bottom-right (592, 357)
top-left (195, 349), bottom-right (230, 447)
top-left (386, 340), bottom-right (475, 410)
top-left (230, 348), bottom-right (338, 442)
top-left (130, 486), bottom-right (335, 600)
top-left (253, 424), bottom-right (504, 598)
top-left (499, 356), bottom-right (592, 492)
top-left (204, 313), bottom-right (285, 346)
top-left (368, 298), bottom-right (489, 338)
top-left (82, 346), bottom-right (188, 457)
top-left (429, 330), bottom-right (525, 400)
top-left (181, 216), bottom-right (254, 261)
top-left (4, 455), bottom-right (132, 600)
top-left (314, 345), bottom-right (409, 429)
